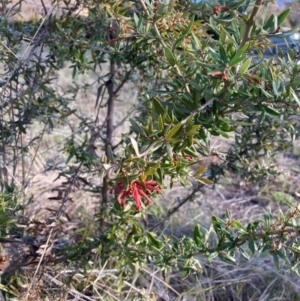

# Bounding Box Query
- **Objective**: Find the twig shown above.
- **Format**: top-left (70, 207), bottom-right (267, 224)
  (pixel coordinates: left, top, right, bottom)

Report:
top-left (40, 0), bottom-right (48, 15)
top-left (101, 55), bottom-right (116, 209)
top-left (148, 186), bottom-right (198, 231)
top-left (240, 0), bottom-right (263, 48)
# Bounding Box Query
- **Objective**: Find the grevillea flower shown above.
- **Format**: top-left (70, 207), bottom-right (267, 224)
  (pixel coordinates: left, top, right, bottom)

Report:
top-left (213, 5), bottom-right (229, 15)
top-left (110, 180), bottom-right (162, 210)
top-left (209, 71), bottom-right (228, 82)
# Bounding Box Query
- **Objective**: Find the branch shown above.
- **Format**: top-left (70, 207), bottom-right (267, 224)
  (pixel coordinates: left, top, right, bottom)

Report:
top-left (101, 57), bottom-right (116, 209)
top-left (200, 227), bottom-right (300, 255)
top-left (240, 0), bottom-right (263, 48)
top-left (148, 187), bottom-right (198, 231)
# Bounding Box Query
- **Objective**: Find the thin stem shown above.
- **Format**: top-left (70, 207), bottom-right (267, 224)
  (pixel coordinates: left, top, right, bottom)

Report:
top-left (102, 58), bottom-right (116, 207)
top-left (240, 0), bottom-right (263, 48)
top-left (149, 187), bottom-right (198, 231)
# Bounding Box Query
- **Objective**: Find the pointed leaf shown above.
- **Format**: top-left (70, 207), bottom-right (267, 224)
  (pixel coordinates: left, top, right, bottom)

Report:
top-left (164, 47), bottom-right (176, 66)
top-left (147, 232), bottom-right (162, 249)
top-left (240, 57), bottom-right (251, 74)
top-left (194, 165), bottom-right (207, 176)
top-left (230, 42), bottom-right (249, 67)
top-left (166, 122), bottom-right (182, 140)
top-left (272, 252), bottom-right (280, 270)
top-left (289, 87), bottom-right (300, 106)
top-left (278, 8), bottom-right (290, 26)
top-left (130, 118), bottom-right (147, 135)
top-left (130, 138), bottom-right (140, 156)
top-left (153, 98), bottom-right (165, 115)
top-left (158, 115), bottom-right (164, 131)
top-left (248, 235), bottom-right (255, 254)
top-left (195, 177), bottom-right (213, 185)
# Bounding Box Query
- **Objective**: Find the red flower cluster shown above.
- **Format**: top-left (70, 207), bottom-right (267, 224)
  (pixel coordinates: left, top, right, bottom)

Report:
top-left (210, 71), bottom-right (228, 82)
top-left (110, 180), bottom-right (162, 210)
top-left (213, 5), bottom-right (229, 15)
top-left (173, 154), bottom-right (194, 162)
top-left (248, 77), bottom-right (260, 85)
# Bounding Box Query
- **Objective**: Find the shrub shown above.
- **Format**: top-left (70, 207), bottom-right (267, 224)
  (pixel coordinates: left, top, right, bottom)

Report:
top-left (0, 0), bottom-right (300, 299)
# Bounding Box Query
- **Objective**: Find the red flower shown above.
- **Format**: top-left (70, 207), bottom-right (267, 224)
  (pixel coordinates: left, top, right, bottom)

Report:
top-left (110, 180), bottom-right (162, 210)
top-left (248, 77), bottom-right (261, 85)
top-left (210, 71), bottom-right (228, 82)
top-left (213, 5), bottom-right (229, 15)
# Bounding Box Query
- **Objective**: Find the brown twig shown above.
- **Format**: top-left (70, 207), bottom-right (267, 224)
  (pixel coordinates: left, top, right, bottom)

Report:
top-left (101, 57), bottom-right (116, 209)
top-left (148, 187), bottom-right (199, 231)
top-left (240, 0), bottom-right (263, 48)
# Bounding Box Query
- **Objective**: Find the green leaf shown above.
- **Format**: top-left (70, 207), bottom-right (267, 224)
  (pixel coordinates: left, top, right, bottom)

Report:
top-left (239, 19), bottom-right (246, 41)
top-left (166, 122), bottom-right (182, 140)
top-left (106, 145), bottom-right (115, 162)
top-left (164, 47), bottom-right (176, 66)
top-left (133, 12), bottom-right (143, 31)
top-left (231, 219), bottom-right (245, 230)
top-left (206, 251), bottom-right (218, 263)
top-left (278, 8), bottom-right (290, 26)
top-left (277, 250), bottom-right (290, 264)
top-left (166, 143), bottom-right (173, 158)
top-left (193, 225), bottom-right (204, 247)
top-left (182, 16), bottom-right (195, 36)
top-left (240, 247), bottom-right (250, 260)
top-left (218, 253), bottom-right (237, 265)
top-left (195, 177), bottom-right (213, 185)
top-left (194, 165), bottom-right (207, 177)
top-left (263, 14), bottom-right (277, 31)
top-left (272, 252), bottom-right (280, 270)
top-left (72, 65), bottom-right (77, 79)
top-left (153, 98), bottom-right (165, 115)
top-left (289, 87), bottom-right (300, 106)
top-left (129, 118), bottom-right (147, 135)
top-left (230, 42), bottom-right (249, 67)
top-left (173, 37), bottom-right (185, 49)
top-left (130, 138), bottom-right (140, 156)
top-left (219, 44), bottom-right (229, 64)
top-left (186, 79), bottom-right (205, 92)
top-left (259, 106), bottom-right (266, 124)
top-left (264, 211), bottom-right (270, 227)
top-left (240, 57), bottom-right (251, 74)
top-left (228, 0), bottom-right (247, 10)
top-left (208, 47), bottom-right (222, 62)
top-left (158, 115), bottom-right (164, 131)
top-left (248, 235), bottom-right (255, 254)
top-left (61, 109), bottom-right (77, 118)
top-left (147, 232), bottom-right (162, 249)
top-left (191, 31), bottom-right (201, 49)
top-left (263, 105), bottom-right (280, 117)
top-left (229, 56), bottom-right (245, 67)
top-left (219, 25), bottom-right (226, 44)
top-left (195, 60), bottom-right (224, 69)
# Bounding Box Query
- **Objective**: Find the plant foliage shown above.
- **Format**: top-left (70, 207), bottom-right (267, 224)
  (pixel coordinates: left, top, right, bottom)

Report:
top-left (0, 0), bottom-right (300, 298)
